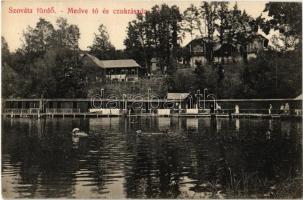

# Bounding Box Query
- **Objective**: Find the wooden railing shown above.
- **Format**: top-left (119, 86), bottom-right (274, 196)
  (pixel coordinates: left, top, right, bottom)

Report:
top-left (45, 108), bottom-right (80, 113)
top-left (4, 108), bottom-right (40, 114)
top-left (3, 108), bottom-right (81, 114)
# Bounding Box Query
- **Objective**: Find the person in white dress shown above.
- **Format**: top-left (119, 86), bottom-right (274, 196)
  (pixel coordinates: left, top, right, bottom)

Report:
top-left (235, 105), bottom-right (239, 114)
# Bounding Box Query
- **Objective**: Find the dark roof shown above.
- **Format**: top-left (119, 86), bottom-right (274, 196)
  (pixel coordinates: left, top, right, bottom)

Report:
top-left (213, 43), bottom-right (239, 56)
top-left (184, 35), bottom-right (267, 49)
top-left (184, 37), bottom-right (204, 48)
top-left (86, 54), bottom-right (140, 69)
top-left (184, 36), bottom-right (220, 48)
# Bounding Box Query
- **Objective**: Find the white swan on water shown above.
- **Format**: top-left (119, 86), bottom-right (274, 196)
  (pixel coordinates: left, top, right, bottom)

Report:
top-left (72, 128), bottom-right (88, 137)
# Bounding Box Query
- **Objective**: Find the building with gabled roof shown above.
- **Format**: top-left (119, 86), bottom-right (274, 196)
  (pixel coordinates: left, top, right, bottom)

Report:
top-left (183, 34), bottom-right (268, 66)
top-left (167, 93), bottom-right (190, 101)
top-left (82, 53), bottom-right (140, 82)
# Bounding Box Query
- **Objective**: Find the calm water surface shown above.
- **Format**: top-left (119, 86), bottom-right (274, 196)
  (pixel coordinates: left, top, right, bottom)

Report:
top-left (2, 117), bottom-right (302, 198)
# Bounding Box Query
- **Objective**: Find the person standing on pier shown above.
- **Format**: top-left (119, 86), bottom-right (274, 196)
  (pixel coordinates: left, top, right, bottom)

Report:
top-left (280, 104), bottom-right (285, 114)
top-left (268, 104), bottom-right (272, 115)
top-left (284, 103), bottom-right (290, 114)
top-left (235, 105), bottom-right (239, 114)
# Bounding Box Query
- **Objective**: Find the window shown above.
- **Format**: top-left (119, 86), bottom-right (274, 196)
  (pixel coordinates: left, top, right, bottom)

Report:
top-left (193, 45), bottom-right (203, 53)
top-left (263, 40), bottom-right (269, 48)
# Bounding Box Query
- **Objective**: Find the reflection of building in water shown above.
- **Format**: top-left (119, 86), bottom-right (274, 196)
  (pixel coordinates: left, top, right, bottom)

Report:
top-left (23, 118), bottom-right (46, 138)
top-left (199, 118), bottom-right (211, 129)
top-left (187, 118), bottom-right (198, 130)
top-left (170, 117), bottom-right (180, 131)
top-left (89, 118), bottom-right (120, 132)
top-left (235, 119), bottom-right (240, 132)
top-left (104, 174), bottom-right (125, 198)
top-left (216, 119), bottom-right (222, 132)
top-left (281, 120), bottom-right (291, 137)
top-left (158, 117), bottom-right (171, 131)
top-left (269, 119), bottom-right (273, 131)
top-left (296, 122), bottom-right (302, 137)
top-left (36, 119), bottom-right (46, 138)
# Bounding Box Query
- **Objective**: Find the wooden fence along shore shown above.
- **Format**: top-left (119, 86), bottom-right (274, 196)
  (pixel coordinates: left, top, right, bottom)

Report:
top-left (2, 98), bottom-right (302, 119)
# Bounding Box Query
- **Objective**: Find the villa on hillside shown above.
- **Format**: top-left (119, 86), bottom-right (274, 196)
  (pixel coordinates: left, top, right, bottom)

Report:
top-left (82, 53), bottom-right (141, 82)
top-left (182, 34), bottom-right (269, 67)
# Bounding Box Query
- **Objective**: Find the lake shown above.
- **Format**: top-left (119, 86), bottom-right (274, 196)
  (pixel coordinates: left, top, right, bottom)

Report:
top-left (2, 117), bottom-right (302, 198)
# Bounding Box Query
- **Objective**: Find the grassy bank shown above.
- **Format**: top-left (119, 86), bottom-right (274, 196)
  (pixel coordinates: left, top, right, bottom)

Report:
top-left (88, 76), bottom-right (168, 98)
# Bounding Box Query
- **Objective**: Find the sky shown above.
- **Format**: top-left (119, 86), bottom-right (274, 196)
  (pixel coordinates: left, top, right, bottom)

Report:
top-left (2, 0), bottom-right (268, 52)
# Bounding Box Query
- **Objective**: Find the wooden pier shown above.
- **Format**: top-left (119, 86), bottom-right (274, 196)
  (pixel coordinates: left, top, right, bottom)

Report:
top-left (2, 98), bottom-right (302, 119)
top-left (2, 109), bottom-right (122, 118)
top-left (2, 109), bottom-right (301, 119)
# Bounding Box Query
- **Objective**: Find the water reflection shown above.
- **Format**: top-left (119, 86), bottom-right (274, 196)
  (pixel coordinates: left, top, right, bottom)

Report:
top-left (235, 118), bottom-right (240, 132)
top-left (2, 117), bottom-right (302, 198)
top-left (158, 117), bottom-right (171, 131)
top-left (186, 118), bottom-right (198, 130)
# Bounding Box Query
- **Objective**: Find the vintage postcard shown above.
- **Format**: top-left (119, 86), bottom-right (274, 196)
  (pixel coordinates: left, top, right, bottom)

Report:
top-left (1, 0), bottom-right (302, 199)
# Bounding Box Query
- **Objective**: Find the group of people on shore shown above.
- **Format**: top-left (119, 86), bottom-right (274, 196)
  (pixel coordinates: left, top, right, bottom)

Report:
top-left (233, 103), bottom-right (290, 115)
top-left (279, 103), bottom-right (290, 114)
top-left (268, 103), bottom-right (290, 114)
top-left (185, 102), bottom-right (291, 115)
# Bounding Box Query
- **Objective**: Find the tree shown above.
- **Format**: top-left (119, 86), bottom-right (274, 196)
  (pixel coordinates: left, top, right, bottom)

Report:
top-left (55, 17), bottom-right (80, 50)
top-left (194, 61), bottom-right (216, 92)
top-left (215, 2), bottom-right (229, 64)
top-left (200, 2), bottom-right (219, 62)
top-left (2, 36), bottom-right (10, 61)
top-left (88, 24), bottom-right (116, 60)
top-left (182, 4), bottom-right (206, 39)
top-left (21, 18), bottom-right (55, 57)
top-left (124, 15), bottom-right (151, 72)
top-left (9, 18), bottom-right (86, 98)
top-left (146, 4), bottom-right (182, 74)
top-left (182, 2), bottom-right (223, 63)
top-left (169, 68), bottom-right (197, 92)
top-left (183, 2), bottom-right (259, 64)
top-left (21, 48), bottom-right (87, 98)
top-left (257, 2), bottom-right (302, 51)
top-left (241, 49), bottom-right (301, 98)
top-left (53, 48), bottom-right (87, 97)
top-left (221, 5), bottom-right (258, 63)
top-left (21, 17), bottom-right (80, 55)
top-left (124, 4), bottom-right (182, 74)
top-left (2, 37), bottom-right (18, 98)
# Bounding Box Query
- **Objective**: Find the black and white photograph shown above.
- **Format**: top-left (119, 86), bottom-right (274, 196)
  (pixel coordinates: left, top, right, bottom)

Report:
top-left (1, 0), bottom-right (302, 198)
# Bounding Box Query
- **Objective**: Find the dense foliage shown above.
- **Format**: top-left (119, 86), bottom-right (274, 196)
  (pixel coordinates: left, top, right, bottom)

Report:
top-left (182, 2), bottom-right (259, 63)
top-left (88, 24), bottom-right (116, 60)
top-left (2, 2), bottom-right (302, 99)
top-left (2, 18), bottom-right (87, 98)
top-left (124, 4), bottom-right (182, 75)
top-left (257, 2), bottom-right (302, 51)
